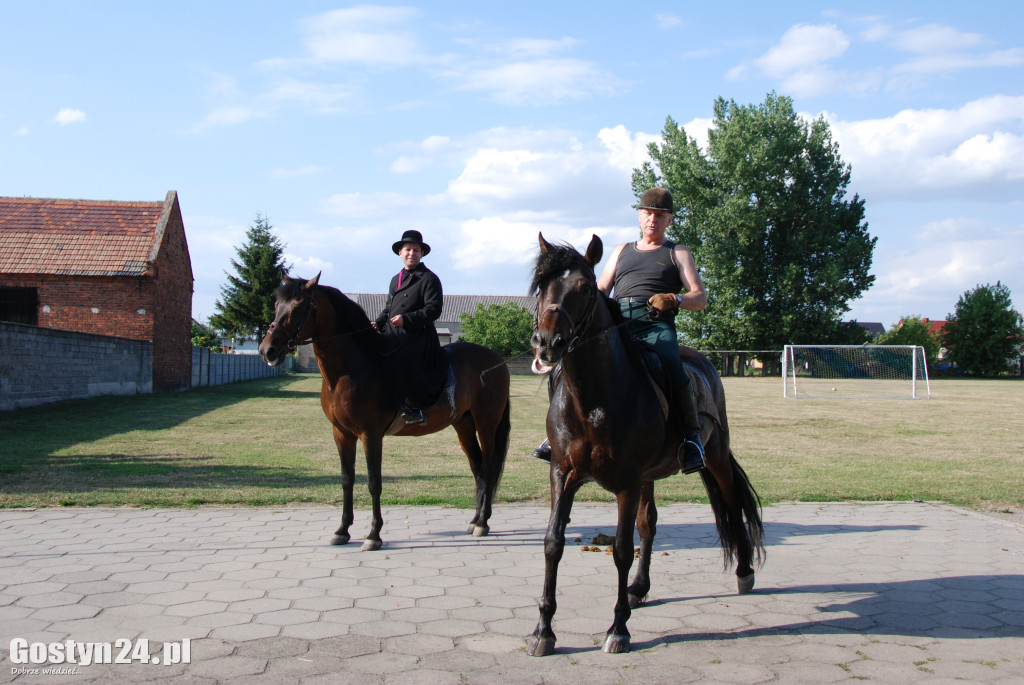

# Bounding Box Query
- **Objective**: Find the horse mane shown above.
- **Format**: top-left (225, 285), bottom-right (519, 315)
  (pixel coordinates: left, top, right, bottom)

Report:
top-left (529, 241), bottom-right (595, 296)
top-left (530, 241), bottom-right (647, 370)
top-left (276, 278), bottom-right (380, 354)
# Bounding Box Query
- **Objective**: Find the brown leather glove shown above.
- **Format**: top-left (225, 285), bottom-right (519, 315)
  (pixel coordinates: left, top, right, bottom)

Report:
top-left (647, 293), bottom-right (679, 315)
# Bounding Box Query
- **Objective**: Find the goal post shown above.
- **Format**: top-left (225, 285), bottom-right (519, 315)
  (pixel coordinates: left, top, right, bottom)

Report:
top-left (782, 345), bottom-right (931, 399)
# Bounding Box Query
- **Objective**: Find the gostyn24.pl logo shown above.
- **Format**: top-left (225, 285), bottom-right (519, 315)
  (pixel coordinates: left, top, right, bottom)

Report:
top-left (9, 638), bottom-right (190, 672)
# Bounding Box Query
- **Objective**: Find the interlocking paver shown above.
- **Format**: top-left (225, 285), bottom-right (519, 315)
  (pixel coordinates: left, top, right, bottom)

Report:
top-left (0, 503), bottom-right (1021, 684)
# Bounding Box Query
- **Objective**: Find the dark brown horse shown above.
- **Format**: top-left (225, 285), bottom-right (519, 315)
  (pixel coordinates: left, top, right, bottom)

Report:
top-left (526, 234), bottom-right (764, 656)
top-left (259, 274), bottom-right (511, 550)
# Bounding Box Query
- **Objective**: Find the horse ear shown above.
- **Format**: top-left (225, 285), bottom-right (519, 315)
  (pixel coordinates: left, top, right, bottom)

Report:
top-left (584, 234), bottom-right (603, 267)
top-left (305, 272), bottom-right (321, 290)
top-left (538, 232), bottom-right (553, 254)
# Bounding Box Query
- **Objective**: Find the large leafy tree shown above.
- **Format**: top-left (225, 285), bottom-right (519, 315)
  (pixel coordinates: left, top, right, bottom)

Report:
top-left (633, 93), bottom-right (876, 349)
top-left (875, 315), bottom-right (941, 367)
top-left (942, 282), bottom-right (1023, 377)
top-left (210, 214), bottom-right (289, 341)
top-left (459, 302), bottom-right (534, 356)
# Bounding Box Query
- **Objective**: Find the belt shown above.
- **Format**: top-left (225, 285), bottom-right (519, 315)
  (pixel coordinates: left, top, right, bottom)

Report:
top-left (616, 296), bottom-right (675, 321)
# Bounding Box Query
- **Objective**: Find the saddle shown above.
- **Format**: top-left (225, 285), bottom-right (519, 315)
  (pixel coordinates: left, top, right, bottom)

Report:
top-left (633, 340), bottom-right (721, 428)
top-left (384, 365), bottom-right (457, 436)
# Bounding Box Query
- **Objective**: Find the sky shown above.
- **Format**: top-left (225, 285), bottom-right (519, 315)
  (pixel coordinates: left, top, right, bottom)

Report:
top-left (3, 1), bottom-right (1023, 331)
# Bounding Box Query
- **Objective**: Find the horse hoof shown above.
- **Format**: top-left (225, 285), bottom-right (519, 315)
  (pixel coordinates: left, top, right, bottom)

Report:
top-left (330, 534), bottom-right (350, 546)
top-left (526, 635), bottom-right (555, 657)
top-left (361, 539), bottom-right (383, 552)
top-left (602, 634), bottom-right (630, 654)
top-left (737, 572), bottom-right (755, 595)
top-left (471, 524), bottom-right (489, 537)
top-left (627, 592), bottom-right (645, 609)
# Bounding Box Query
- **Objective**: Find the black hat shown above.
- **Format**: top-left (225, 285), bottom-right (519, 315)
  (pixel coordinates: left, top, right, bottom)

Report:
top-left (636, 187), bottom-right (674, 213)
top-left (391, 229), bottom-right (431, 255)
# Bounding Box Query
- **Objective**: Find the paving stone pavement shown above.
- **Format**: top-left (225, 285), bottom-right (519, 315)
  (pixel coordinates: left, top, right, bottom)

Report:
top-left (1, 501), bottom-right (1022, 684)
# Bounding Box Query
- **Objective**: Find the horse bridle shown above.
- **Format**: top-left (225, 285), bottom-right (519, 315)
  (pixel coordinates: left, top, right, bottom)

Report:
top-left (537, 279), bottom-right (601, 356)
top-left (269, 292), bottom-right (318, 350)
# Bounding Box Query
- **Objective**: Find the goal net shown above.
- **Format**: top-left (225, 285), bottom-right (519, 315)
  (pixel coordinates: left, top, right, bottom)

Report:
top-left (783, 345), bottom-right (930, 399)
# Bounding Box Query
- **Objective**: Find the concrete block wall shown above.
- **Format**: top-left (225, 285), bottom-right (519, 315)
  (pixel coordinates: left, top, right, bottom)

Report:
top-left (0, 322), bottom-right (152, 411)
top-left (191, 348), bottom-right (282, 387)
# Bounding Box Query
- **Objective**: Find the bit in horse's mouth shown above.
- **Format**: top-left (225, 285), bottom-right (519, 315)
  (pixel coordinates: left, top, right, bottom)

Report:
top-left (532, 356), bottom-right (555, 375)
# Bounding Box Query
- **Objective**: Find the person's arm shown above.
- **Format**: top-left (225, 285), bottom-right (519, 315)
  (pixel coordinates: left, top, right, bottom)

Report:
top-left (375, 276), bottom-right (397, 330)
top-left (597, 243), bottom-right (626, 295)
top-left (674, 244), bottom-right (706, 311)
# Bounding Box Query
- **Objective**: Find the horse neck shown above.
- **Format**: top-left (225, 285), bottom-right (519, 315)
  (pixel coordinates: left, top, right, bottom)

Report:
top-left (558, 300), bottom-right (634, 400)
top-left (310, 294), bottom-right (376, 384)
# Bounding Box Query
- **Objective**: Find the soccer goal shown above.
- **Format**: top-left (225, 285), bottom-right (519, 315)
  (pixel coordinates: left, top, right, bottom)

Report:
top-left (782, 345), bottom-right (931, 399)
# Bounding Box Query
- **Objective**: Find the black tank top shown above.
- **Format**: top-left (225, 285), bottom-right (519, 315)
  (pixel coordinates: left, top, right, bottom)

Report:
top-left (612, 241), bottom-right (682, 299)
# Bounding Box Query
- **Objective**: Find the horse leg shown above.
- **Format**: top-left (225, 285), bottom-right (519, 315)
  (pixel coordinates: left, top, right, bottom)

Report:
top-left (361, 433), bottom-right (385, 551)
top-left (527, 471), bottom-right (578, 657)
top-left (604, 488), bottom-right (641, 654)
top-left (452, 416), bottom-right (489, 537)
top-left (330, 428), bottom-right (357, 545)
top-left (628, 481), bottom-right (657, 608)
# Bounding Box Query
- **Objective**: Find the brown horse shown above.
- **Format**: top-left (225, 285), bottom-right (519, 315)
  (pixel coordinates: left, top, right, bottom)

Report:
top-left (526, 234), bottom-right (764, 655)
top-left (259, 274), bottom-right (511, 550)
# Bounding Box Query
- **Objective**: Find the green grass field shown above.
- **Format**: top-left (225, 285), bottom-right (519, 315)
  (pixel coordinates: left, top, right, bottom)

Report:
top-left (1, 373), bottom-right (1020, 512)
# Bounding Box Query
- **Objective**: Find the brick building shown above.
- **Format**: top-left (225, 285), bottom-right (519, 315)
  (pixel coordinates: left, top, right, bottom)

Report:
top-left (0, 191), bottom-right (194, 390)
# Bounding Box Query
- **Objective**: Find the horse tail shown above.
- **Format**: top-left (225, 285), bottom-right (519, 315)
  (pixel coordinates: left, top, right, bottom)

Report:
top-left (701, 450), bottom-right (766, 570)
top-left (487, 396), bottom-right (511, 500)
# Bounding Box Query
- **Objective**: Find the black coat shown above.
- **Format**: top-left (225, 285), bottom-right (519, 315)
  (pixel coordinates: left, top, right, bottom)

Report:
top-left (375, 263), bottom-right (449, 408)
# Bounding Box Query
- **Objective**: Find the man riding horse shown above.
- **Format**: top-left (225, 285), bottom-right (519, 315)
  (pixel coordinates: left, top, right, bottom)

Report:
top-left (533, 187), bottom-right (707, 474)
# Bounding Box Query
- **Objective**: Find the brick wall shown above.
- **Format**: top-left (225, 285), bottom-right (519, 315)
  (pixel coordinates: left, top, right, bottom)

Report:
top-left (0, 274), bottom-right (155, 339)
top-left (150, 196), bottom-right (193, 391)
top-left (0, 322), bottom-right (152, 411)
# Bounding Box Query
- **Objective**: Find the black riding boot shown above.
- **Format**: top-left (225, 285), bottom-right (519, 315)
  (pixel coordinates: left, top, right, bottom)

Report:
top-left (674, 379), bottom-right (706, 474)
top-left (531, 369), bottom-right (558, 462)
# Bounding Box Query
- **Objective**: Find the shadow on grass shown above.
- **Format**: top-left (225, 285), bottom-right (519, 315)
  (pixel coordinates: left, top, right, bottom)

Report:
top-left (0, 376), bottom-right (313, 477)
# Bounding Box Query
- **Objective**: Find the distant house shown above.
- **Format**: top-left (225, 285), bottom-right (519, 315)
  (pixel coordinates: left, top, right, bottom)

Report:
top-left (854, 322), bottom-right (886, 339)
top-left (0, 191), bottom-right (194, 390)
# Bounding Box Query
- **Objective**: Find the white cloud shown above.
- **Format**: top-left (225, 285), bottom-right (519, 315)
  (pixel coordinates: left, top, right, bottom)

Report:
top-left (53, 108), bottom-right (86, 125)
top-left (855, 218), bottom-right (1024, 324)
top-left (497, 37), bottom-right (579, 59)
top-left (300, 6), bottom-right (422, 66)
top-left (734, 23), bottom-right (851, 97)
top-left (826, 95), bottom-right (1024, 198)
top-left (453, 58), bottom-right (619, 106)
top-left (754, 24), bottom-right (850, 76)
top-left (15, 127), bottom-right (28, 136)
top-left (655, 13), bottom-right (683, 29)
top-left (284, 253), bottom-right (332, 275)
top-left (269, 165), bottom-right (328, 178)
top-left (886, 23), bottom-right (986, 54)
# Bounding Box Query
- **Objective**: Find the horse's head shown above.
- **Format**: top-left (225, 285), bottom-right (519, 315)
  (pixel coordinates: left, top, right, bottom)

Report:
top-left (529, 233), bottom-right (603, 374)
top-left (259, 272), bottom-right (320, 366)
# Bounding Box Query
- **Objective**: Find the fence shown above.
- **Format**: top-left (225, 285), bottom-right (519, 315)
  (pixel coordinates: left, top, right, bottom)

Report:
top-left (191, 347), bottom-right (284, 387)
top-left (0, 321), bottom-right (153, 411)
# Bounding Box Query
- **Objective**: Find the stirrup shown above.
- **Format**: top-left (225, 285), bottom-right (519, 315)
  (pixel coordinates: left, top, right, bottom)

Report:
top-left (677, 434), bottom-right (706, 474)
top-left (532, 438), bottom-right (551, 462)
top-left (402, 408), bottom-right (427, 425)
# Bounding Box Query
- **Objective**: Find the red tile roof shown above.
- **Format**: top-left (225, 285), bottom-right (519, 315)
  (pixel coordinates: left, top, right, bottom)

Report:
top-left (0, 197), bottom-right (167, 276)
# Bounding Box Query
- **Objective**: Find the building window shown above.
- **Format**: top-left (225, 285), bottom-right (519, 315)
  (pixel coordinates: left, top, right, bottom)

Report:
top-left (0, 287), bottom-right (39, 325)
